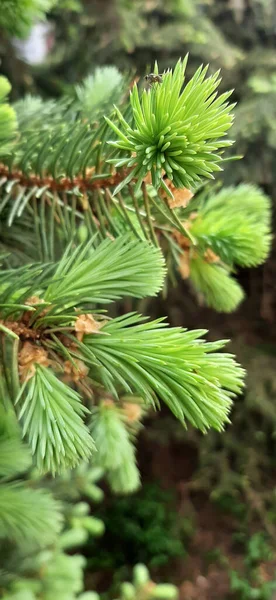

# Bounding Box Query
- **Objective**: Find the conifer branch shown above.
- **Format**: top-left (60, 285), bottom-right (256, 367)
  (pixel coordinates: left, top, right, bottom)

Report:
top-left (0, 482), bottom-right (62, 546)
top-left (82, 313), bottom-right (245, 432)
top-left (16, 364), bottom-right (95, 473)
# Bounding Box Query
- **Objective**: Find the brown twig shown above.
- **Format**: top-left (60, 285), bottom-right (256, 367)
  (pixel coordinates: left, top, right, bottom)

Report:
top-left (0, 163), bottom-right (130, 193)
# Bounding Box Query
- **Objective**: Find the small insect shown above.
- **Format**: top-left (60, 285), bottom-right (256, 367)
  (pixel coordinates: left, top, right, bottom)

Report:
top-left (144, 73), bottom-right (163, 86)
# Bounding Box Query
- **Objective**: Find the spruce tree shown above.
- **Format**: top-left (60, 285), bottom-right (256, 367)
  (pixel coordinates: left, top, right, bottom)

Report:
top-left (0, 3), bottom-right (272, 598)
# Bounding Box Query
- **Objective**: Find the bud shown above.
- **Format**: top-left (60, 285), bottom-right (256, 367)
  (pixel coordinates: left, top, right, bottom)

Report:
top-left (71, 502), bottom-right (90, 517)
top-left (82, 516), bottom-right (105, 536)
top-left (78, 224), bottom-right (89, 243)
top-left (83, 483), bottom-right (104, 503)
top-left (58, 528), bottom-right (88, 549)
top-left (133, 564), bottom-right (149, 586)
top-left (121, 582), bottom-right (136, 600)
top-left (151, 585), bottom-right (178, 600)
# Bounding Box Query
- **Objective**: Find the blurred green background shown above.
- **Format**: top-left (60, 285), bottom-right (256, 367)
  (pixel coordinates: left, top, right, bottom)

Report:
top-left (1, 1), bottom-right (276, 598)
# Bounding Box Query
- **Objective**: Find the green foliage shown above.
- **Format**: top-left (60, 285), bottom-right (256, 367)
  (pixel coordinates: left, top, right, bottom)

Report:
top-left (0, 0), bottom-right (57, 38)
top-left (0, 436), bottom-right (30, 477)
top-left (189, 256), bottom-right (245, 313)
top-left (107, 450), bottom-right (140, 496)
top-left (0, 77), bottom-right (17, 157)
top-left (16, 365), bottom-right (95, 473)
top-left (48, 462), bottom-right (105, 503)
top-left (0, 241), bottom-right (244, 477)
top-left (229, 571), bottom-right (276, 600)
top-left (85, 313), bottom-right (245, 431)
top-left (0, 405), bottom-right (31, 477)
top-left (229, 533), bottom-right (276, 600)
top-left (107, 58), bottom-right (234, 195)
top-left (118, 563), bottom-right (178, 600)
top-left (245, 533), bottom-right (273, 566)
top-left (0, 228), bottom-right (242, 475)
top-left (23, 0), bottom-right (241, 88)
top-left (0, 482), bottom-right (62, 547)
top-left (28, 552), bottom-right (86, 600)
top-left (90, 403), bottom-right (134, 471)
top-left (0, 66), bottom-right (270, 319)
top-left (0, 458), bottom-right (105, 597)
top-left (75, 67), bottom-right (125, 120)
top-left (44, 236), bottom-right (166, 307)
top-left (190, 184), bottom-right (272, 268)
top-left (9, 559), bottom-right (178, 600)
top-left (87, 484), bottom-right (186, 570)
top-left (181, 182), bottom-right (272, 311)
top-left (177, 183), bottom-right (272, 311)
top-left (0, 405), bottom-right (63, 550)
top-left (90, 402), bottom-right (140, 494)
top-left (3, 551), bottom-right (88, 600)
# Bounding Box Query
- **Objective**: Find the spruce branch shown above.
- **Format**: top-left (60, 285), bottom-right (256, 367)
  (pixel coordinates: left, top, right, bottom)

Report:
top-left (0, 438), bottom-right (31, 477)
top-left (0, 482), bottom-right (62, 547)
top-left (0, 262), bottom-right (52, 313)
top-left (189, 255), bottom-right (245, 313)
top-left (106, 57), bottom-right (235, 195)
top-left (83, 313), bottom-right (245, 432)
top-left (90, 401), bottom-right (134, 471)
top-left (15, 365), bottom-right (95, 473)
top-left (0, 235), bottom-right (165, 325)
top-left (75, 67), bottom-right (125, 120)
top-left (6, 551), bottom-right (87, 600)
top-left (107, 448), bottom-right (140, 495)
top-left (44, 235), bottom-right (166, 309)
top-left (0, 63), bottom-right (238, 264)
top-left (189, 184), bottom-right (272, 267)
top-left (90, 400), bottom-right (141, 494)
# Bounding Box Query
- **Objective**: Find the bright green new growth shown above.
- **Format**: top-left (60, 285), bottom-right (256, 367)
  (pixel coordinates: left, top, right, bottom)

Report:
top-left (16, 366), bottom-right (95, 473)
top-left (190, 184), bottom-right (272, 267)
top-left (0, 77), bottom-right (17, 157)
top-left (75, 67), bottom-right (124, 119)
top-left (44, 236), bottom-right (166, 307)
top-left (85, 314), bottom-right (245, 432)
top-left (0, 432), bottom-right (31, 478)
top-left (1, 560), bottom-right (178, 600)
top-left (0, 482), bottom-right (62, 546)
top-left (118, 564), bottom-right (178, 600)
top-left (90, 402), bottom-right (135, 471)
top-left (6, 552), bottom-right (87, 600)
top-left (106, 57), bottom-right (234, 195)
top-left (0, 405), bottom-right (63, 549)
top-left (187, 184), bottom-right (271, 311)
top-left (0, 405), bottom-right (31, 477)
top-left (190, 257), bottom-right (245, 313)
top-left (107, 450), bottom-right (140, 495)
top-left (90, 402), bottom-right (140, 494)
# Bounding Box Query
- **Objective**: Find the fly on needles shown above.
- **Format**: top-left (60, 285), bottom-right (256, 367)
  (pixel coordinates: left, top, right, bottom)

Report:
top-left (144, 73), bottom-right (163, 88)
